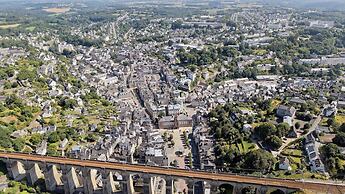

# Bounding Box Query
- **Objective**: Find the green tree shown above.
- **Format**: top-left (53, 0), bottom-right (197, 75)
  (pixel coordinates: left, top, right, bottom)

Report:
top-left (243, 149), bottom-right (276, 172)
top-left (58, 97), bottom-right (77, 109)
top-left (48, 132), bottom-right (60, 143)
top-left (295, 122), bottom-right (301, 129)
top-left (338, 123), bottom-right (345, 133)
top-left (17, 69), bottom-right (36, 81)
top-left (304, 123), bottom-right (310, 129)
top-left (47, 144), bottom-right (60, 156)
top-left (327, 117), bottom-right (336, 127)
top-left (265, 135), bottom-right (282, 150)
top-left (86, 134), bottom-right (98, 142)
top-left (276, 123), bottom-right (290, 137)
top-left (320, 143), bottom-right (340, 158)
top-left (241, 186), bottom-right (257, 194)
top-left (5, 95), bottom-right (24, 109)
top-left (0, 70), bottom-right (7, 80)
top-left (333, 132), bottom-right (345, 147)
top-left (0, 125), bottom-right (13, 149)
top-left (30, 134), bottom-right (43, 146)
top-left (254, 123), bottom-right (277, 140)
top-left (12, 138), bottom-right (25, 151)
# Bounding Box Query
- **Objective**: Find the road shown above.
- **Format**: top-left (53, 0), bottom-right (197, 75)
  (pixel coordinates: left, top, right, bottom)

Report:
top-left (0, 152), bottom-right (344, 194)
top-left (272, 115), bottom-right (322, 157)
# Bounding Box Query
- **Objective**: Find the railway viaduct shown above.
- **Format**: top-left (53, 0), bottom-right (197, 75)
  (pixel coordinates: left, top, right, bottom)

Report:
top-left (0, 152), bottom-right (344, 194)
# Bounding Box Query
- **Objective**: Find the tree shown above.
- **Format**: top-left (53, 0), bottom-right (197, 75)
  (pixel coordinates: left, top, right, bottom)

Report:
top-left (265, 135), bottom-right (282, 150)
top-left (243, 149), bottom-right (276, 171)
top-left (222, 126), bottom-right (240, 143)
top-left (86, 134), bottom-right (97, 142)
top-left (0, 125), bottom-right (13, 149)
top-left (5, 95), bottom-right (24, 109)
top-left (327, 117), bottom-right (336, 127)
top-left (171, 20), bottom-right (183, 30)
top-left (295, 122), bottom-right (301, 129)
top-left (17, 68), bottom-right (36, 81)
top-left (320, 143), bottom-right (340, 158)
top-left (167, 40), bottom-right (174, 46)
top-left (12, 138), bottom-right (25, 151)
top-left (30, 134), bottom-right (43, 146)
top-left (276, 123), bottom-right (290, 137)
top-left (333, 132), bottom-right (345, 147)
top-left (62, 49), bottom-right (75, 57)
top-left (270, 190), bottom-right (285, 194)
top-left (304, 123), bottom-right (310, 129)
top-left (47, 144), bottom-right (60, 156)
top-left (58, 97), bottom-right (77, 109)
top-left (241, 186), bottom-right (257, 194)
top-left (338, 123), bottom-right (345, 133)
top-left (254, 123), bottom-right (277, 140)
top-left (48, 132), bottom-right (60, 143)
top-left (0, 103), bottom-right (5, 112)
top-left (0, 69), bottom-right (7, 80)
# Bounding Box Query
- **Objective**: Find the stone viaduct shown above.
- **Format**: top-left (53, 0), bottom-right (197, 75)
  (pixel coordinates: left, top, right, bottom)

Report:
top-left (1, 152), bottom-right (344, 194)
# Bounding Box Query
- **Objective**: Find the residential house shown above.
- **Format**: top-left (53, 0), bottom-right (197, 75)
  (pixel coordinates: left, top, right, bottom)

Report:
top-left (36, 140), bottom-right (47, 155)
top-left (279, 157), bottom-right (292, 170)
top-left (276, 105), bottom-right (296, 118)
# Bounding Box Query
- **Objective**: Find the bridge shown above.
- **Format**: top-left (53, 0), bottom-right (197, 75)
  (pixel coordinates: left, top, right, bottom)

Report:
top-left (0, 152), bottom-right (344, 194)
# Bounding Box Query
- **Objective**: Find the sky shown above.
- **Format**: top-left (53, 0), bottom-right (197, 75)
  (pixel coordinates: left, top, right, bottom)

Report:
top-left (1, 0), bottom-right (345, 10)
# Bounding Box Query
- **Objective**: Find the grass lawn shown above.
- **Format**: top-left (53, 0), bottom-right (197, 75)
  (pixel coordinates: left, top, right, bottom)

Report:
top-left (290, 163), bottom-right (298, 171)
top-left (0, 115), bottom-right (17, 123)
top-left (335, 115), bottom-right (345, 124)
top-left (242, 140), bottom-right (256, 152)
top-left (276, 171), bottom-right (327, 180)
top-left (282, 149), bottom-right (302, 157)
top-left (238, 106), bottom-right (252, 111)
top-left (0, 23), bottom-right (20, 29)
top-left (320, 118), bottom-right (329, 126)
top-left (289, 156), bottom-right (302, 164)
top-left (340, 159), bottom-right (345, 166)
top-left (237, 143), bottom-right (244, 153)
top-left (271, 99), bottom-right (281, 109)
top-left (253, 49), bottom-right (268, 56)
top-left (230, 144), bottom-right (237, 150)
top-left (25, 26), bottom-right (36, 31)
top-left (231, 141), bottom-right (256, 154)
top-left (43, 7), bottom-right (70, 13)
top-left (251, 122), bottom-right (264, 128)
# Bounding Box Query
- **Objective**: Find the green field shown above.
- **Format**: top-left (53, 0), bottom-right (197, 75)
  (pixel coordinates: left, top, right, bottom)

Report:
top-left (253, 49), bottom-right (268, 56)
top-left (25, 26), bottom-right (36, 31)
top-left (231, 140), bottom-right (256, 154)
top-left (0, 24), bottom-right (20, 29)
top-left (282, 149), bottom-right (303, 157)
top-left (335, 115), bottom-right (345, 124)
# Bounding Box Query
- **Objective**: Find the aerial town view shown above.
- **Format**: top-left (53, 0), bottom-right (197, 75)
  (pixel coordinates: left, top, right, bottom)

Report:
top-left (0, 0), bottom-right (344, 193)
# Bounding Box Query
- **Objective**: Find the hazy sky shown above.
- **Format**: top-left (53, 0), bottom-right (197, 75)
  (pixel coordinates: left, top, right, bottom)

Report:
top-left (1, 0), bottom-right (345, 10)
